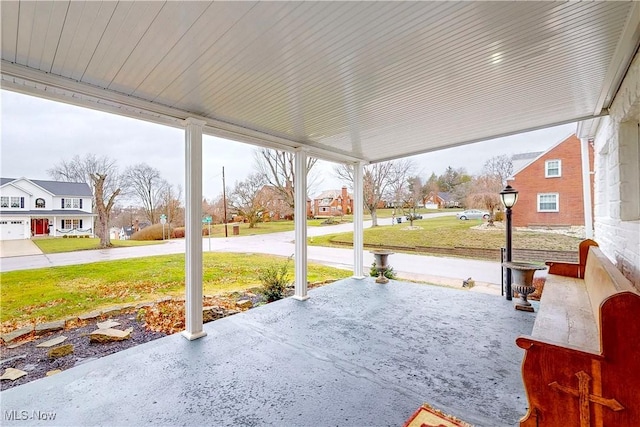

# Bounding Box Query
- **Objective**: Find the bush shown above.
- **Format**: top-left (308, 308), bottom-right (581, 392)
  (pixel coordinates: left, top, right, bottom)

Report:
top-left (172, 227), bottom-right (185, 239)
top-left (131, 224), bottom-right (165, 240)
top-left (258, 259), bottom-right (292, 302)
top-left (370, 262), bottom-right (397, 280)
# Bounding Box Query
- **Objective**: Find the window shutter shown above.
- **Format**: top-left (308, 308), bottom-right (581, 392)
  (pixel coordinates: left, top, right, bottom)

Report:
top-left (80, 219), bottom-right (83, 229)
top-left (61, 198), bottom-right (65, 208)
top-left (80, 199), bottom-right (83, 209)
top-left (20, 197), bottom-right (24, 208)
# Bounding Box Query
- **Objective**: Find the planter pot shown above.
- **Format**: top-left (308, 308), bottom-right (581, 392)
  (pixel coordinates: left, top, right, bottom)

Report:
top-left (371, 250), bottom-right (394, 284)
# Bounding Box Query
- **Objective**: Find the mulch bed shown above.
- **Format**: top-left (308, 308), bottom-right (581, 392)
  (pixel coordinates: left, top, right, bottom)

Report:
top-left (0, 310), bottom-right (166, 391)
top-left (0, 292), bottom-right (263, 391)
top-left (1, 281), bottom-right (336, 391)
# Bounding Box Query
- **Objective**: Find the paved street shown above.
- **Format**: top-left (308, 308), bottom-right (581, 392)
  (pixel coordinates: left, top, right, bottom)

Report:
top-left (0, 212), bottom-right (506, 294)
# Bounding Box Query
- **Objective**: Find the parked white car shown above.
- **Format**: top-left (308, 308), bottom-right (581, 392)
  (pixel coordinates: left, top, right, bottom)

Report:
top-left (456, 209), bottom-right (490, 220)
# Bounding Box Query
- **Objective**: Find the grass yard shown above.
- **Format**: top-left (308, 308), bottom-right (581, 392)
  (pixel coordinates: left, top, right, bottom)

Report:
top-left (201, 218), bottom-right (348, 237)
top-left (33, 237), bottom-right (162, 254)
top-left (309, 216), bottom-right (582, 252)
top-left (0, 253), bottom-right (352, 326)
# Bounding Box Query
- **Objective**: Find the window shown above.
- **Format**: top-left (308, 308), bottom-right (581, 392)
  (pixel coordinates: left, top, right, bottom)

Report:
top-left (62, 219), bottom-right (81, 230)
top-left (35, 198), bottom-right (46, 208)
top-left (545, 160), bottom-right (561, 177)
top-left (62, 198), bottom-right (82, 209)
top-left (538, 193), bottom-right (559, 212)
top-left (0, 197), bottom-right (8, 208)
top-left (11, 197), bottom-right (21, 208)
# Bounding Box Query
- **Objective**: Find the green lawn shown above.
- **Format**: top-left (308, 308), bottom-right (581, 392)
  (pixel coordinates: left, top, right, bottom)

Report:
top-left (309, 216), bottom-right (582, 252)
top-left (1, 253), bottom-right (352, 326)
top-left (200, 218), bottom-right (357, 237)
top-left (33, 237), bottom-right (163, 254)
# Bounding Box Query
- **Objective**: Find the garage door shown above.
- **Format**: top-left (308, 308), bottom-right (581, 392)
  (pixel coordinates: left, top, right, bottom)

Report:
top-left (0, 220), bottom-right (25, 240)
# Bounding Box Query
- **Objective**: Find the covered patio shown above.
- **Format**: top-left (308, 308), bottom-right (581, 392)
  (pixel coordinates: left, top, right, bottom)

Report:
top-left (2, 278), bottom-right (534, 426)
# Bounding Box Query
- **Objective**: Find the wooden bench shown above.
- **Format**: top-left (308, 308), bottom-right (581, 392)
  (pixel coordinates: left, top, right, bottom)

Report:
top-left (516, 243), bottom-right (640, 427)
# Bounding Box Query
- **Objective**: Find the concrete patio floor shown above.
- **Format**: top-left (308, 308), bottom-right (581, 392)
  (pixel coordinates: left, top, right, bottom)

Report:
top-left (1, 278), bottom-right (535, 426)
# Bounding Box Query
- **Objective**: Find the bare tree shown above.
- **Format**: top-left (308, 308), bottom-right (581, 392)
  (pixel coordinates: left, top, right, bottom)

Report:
top-left (228, 173), bottom-right (267, 228)
top-left (124, 163), bottom-right (169, 224)
top-left (483, 154), bottom-right (514, 186)
top-left (48, 154), bottom-right (124, 248)
top-left (203, 194), bottom-right (228, 225)
top-left (467, 174), bottom-right (503, 225)
top-left (160, 184), bottom-right (183, 228)
top-left (254, 149), bottom-right (318, 213)
top-left (387, 159), bottom-right (416, 216)
top-left (335, 161), bottom-right (394, 227)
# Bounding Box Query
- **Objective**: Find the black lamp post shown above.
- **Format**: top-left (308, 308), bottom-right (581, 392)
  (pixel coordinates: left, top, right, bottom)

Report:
top-left (500, 185), bottom-right (519, 300)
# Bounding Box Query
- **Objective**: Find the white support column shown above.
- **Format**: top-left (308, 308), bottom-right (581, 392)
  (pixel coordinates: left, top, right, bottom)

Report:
top-left (293, 149), bottom-right (309, 301)
top-left (580, 138), bottom-right (594, 239)
top-left (353, 162), bottom-right (365, 279)
top-left (182, 118), bottom-right (207, 341)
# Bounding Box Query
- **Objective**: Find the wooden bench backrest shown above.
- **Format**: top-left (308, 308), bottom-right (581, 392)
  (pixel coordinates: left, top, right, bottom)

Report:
top-left (584, 246), bottom-right (638, 330)
top-left (545, 239), bottom-right (598, 278)
top-left (578, 239), bottom-right (598, 278)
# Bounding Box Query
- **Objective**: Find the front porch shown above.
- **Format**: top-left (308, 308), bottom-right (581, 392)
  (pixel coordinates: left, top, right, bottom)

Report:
top-left (2, 278), bottom-right (534, 426)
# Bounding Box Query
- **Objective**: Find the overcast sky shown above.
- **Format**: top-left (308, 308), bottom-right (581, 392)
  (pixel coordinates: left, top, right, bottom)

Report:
top-left (1, 89), bottom-right (575, 201)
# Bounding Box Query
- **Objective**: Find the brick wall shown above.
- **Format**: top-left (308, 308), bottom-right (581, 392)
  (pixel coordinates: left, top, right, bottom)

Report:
top-left (507, 134), bottom-right (594, 228)
top-left (593, 51), bottom-right (640, 288)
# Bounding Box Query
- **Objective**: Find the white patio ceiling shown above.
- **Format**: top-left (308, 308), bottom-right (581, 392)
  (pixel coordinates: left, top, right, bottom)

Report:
top-left (1, 1), bottom-right (638, 164)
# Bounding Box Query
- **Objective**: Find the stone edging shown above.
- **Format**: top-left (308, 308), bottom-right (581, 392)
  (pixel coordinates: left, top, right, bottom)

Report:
top-left (2, 281), bottom-right (338, 345)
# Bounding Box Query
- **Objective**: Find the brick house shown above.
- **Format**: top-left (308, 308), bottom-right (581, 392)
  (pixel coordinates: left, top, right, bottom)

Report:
top-left (506, 134), bottom-right (594, 228)
top-left (424, 191), bottom-right (459, 209)
top-left (313, 186), bottom-right (353, 217)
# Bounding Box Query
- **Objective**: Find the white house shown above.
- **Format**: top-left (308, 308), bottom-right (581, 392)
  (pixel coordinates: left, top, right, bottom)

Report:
top-left (0, 177), bottom-right (95, 240)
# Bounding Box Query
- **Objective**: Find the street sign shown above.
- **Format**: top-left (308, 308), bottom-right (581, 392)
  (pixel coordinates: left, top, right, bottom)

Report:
top-left (202, 216), bottom-right (212, 223)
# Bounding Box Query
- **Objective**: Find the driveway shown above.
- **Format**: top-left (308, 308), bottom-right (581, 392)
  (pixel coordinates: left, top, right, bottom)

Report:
top-left (0, 239), bottom-right (43, 258)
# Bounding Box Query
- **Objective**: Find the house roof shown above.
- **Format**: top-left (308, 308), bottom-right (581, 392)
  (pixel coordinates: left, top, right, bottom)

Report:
top-left (438, 192), bottom-right (455, 202)
top-left (510, 133), bottom-right (577, 177)
top-left (1, 2), bottom-right (638, 164)
top-left (314, 189), bottom-right (351, 201)
top-left (0, 178), bottom-right (92, 197)
top-left (510, 152), bottom-right (544, 177)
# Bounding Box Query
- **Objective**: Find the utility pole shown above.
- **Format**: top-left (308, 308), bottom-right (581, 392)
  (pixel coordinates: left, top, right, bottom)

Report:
top-left (222, 166), bottom-right (228, 238)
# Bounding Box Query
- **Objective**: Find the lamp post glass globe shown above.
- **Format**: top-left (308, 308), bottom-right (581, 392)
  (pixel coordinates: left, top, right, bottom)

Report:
top-left (500, 185), bottom-right (519, 209)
